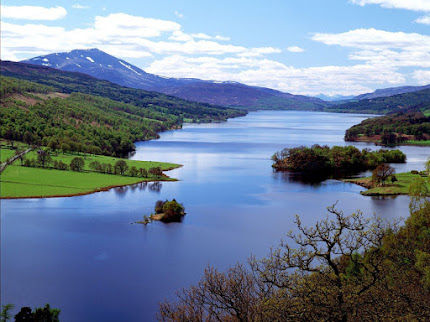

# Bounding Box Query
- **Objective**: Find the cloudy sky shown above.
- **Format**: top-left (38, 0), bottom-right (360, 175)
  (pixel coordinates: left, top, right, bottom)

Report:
top-left (2, 0), bottom-right (430, 96)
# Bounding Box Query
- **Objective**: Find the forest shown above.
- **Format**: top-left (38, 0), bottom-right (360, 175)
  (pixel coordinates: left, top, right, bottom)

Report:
top-left (0, 61), bottom-right (247, 123)
top-left (345, 107), bottom-right (430, 144)
top-left (0, 74), bottom-right (246, 156)
top-left (271, 145), bottom-right (406, 175)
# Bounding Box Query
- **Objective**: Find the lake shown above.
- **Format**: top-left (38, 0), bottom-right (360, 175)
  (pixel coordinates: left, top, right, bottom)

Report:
top-left (1, 111), bottom-right (429, 321)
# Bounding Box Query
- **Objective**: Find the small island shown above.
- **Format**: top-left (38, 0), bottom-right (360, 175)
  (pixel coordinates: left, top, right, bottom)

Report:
top-left (272, 145), bottom-right (406, 177)
top-left (137, 199), bottom-right (186, 224)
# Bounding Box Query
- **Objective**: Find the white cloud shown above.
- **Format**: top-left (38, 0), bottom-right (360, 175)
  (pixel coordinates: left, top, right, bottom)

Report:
top-left (416, 15), bottom-right (430, 24)
top-left (413, 70), bottom-right (430, 84)
top-left (146, 55), bottom-right (404, 96)
top-left (312, 28), bottom-right (430, 69)
top-left (350, 0), bottom-right (430, 12)
top-left (1, 5), bottom-right (67, 20)
top-left (72, 4), bottom-right (90, 9)
top-left (313, 28), bottom-right (430, 51)
top-left (174, 11), bottom-right (184, 18)
top-left (215, 35), bottom-right (231, 41)
top-left (287, 46), bottom-right (305, 53)
top-left (94, 13), bottom-right (181, 38)
top-left (1, 13), bottom-right (280, 60)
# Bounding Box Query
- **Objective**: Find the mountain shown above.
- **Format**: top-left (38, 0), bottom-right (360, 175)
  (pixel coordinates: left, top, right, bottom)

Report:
top-left (22, 49), bottom-right (328, 111)
top-left (355, 84), bottom-right (430, 100)
top-left (326, 86), bottom-right (430, 114)
top-left (0, 60), bottom-right (246, 123)
top-left (22, 48), bottom-right (201, 91)
top-left (314, 94), bottom-right (355, 102)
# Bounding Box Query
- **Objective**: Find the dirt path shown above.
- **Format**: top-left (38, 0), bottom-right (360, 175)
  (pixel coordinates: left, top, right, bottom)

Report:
top-left (0, 148), bottom-right (32, 173)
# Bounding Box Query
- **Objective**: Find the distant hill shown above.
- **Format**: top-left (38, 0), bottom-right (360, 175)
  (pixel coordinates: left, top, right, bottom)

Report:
top-left (22, 49), bottom-right (328, 111)
top-left (355, 84), bottom-right (430, 100)
top-left (326, 87), bottom-right (430, 114)
top-left (0, 60), bottom-right (246, 123)
top-left (314, 94), bottom-right (355, 102)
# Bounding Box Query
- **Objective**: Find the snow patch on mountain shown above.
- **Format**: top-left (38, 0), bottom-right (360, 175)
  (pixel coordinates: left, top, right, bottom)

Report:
top-left (119, 60), bottom-right (142, 75)
top-left (86, 57), bottom-right (95, 63)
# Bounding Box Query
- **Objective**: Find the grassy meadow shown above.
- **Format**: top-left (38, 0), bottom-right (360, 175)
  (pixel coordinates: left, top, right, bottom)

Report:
top-left (1, 147), bottom-right (181, 198)
top-left (345, 172), bottom-right (430, 196)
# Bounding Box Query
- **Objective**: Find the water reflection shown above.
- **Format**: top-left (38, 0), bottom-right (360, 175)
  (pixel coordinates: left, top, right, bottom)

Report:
top-left (113, 182), bottom-right (162, 195)
top-left (148, 181), bottom-right (162, 193)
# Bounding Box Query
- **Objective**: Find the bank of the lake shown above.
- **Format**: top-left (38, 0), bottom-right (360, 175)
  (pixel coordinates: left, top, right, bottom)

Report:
top-left (0, 148), bottom-right (181, 199)
top-left (345, 172), bottom-right (429, 196)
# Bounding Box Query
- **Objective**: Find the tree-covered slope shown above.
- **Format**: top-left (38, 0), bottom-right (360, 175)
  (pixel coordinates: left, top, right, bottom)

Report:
top-left (0, 60), bottom-right (246, 122)
top-left (326, 87), bottom-right (430, 114)
top-left (0, 76), bottom-right (181, 156)
top-left (345, 104), bottom-right (430, 144)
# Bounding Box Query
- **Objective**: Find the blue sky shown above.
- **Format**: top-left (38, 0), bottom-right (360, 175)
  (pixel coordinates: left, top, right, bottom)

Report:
top-left (2, 0), bottom-right (430, 96)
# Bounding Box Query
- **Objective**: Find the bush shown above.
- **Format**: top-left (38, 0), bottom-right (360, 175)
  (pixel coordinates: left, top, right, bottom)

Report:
top-left (70, 157), bottom-right (85, 171)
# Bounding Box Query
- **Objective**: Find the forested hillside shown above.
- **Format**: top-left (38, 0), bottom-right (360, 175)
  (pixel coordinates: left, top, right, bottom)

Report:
top-left (0, 61), bottom-right (246, 122)
top-left (1, 76), bottom-right (178, 156)
top-left (345, 105), bottom-right (430, 145)
top-left (326, 87), bottom-right (430, 114)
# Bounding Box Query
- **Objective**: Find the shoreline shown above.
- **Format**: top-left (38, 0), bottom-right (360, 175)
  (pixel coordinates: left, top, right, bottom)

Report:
top-left (1, 165), bottom-right (182, 200)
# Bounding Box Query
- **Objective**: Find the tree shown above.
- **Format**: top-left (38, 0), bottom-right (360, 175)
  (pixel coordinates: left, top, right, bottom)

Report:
top-left (139, 168), bottom-right (148, 178)
top-left (149, 167), bottom-right (162, 178)
top-left (372, 163), bottom-right (395, 186)
top-left (33, 304), bottom-right (60, 322)
top-left (60, 143), bottom-right (70, 155)
top-left (89, 160), bottom-right (101, 172)
top-left (0, 304), bottom-right (14, 322)
top-left (155, 200), bottom-right (166, 214)
top-left (14, 307), bottom-right (33, 321)
top-left (114, 160), bottom-right (128, 175)
top-left (70, 157), bottom-right (85, 172)
top-left (37, 150), bottom-right (52, 168)
top-left (129, 166), bottom-right (138, 177)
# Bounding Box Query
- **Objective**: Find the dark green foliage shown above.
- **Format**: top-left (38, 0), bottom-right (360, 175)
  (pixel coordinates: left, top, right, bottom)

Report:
top-left (139, 168), bottom-right (148, 178)
top-left (327, 87), bottom-right (430, 114)
top-left (155, 200), bottom-right (166, 214)
top-left (129, 166), bottom-right (138, 177)
top-left (0, 62), bottom-right (246, 122)
top-left (272, 145), bottom-right (406, 176)
top-left (1, 304), bottom-right (14, 322)
top-left (36, 150), bottom-right (52, 168)
top-left (14, 307), bottom-right (33, 321)
top-left (14, 304), bottom-right (60, 322)
top-left (0, 76), bottom-right (54, 96)
top-left (52, 160), bottom-right (68, 171)
top-left (161, 199), bottom-right (185, 222)
top-left (69, 157), bottom-right (85, 171)
top-left (345, 109), bottom-right (430, 142)
top-left (114, 160), bottom-right (128, 175)
top-left (149, 167), bottom-right (162, 178)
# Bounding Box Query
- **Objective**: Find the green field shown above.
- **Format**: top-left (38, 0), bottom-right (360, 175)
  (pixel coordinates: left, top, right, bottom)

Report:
top-left (22, 150), bottom-right (179, 172)
top-left (0, 148), bottom-right (16, 163)
top-left (345, 172), bottom-right (430, 196)
top-left (404, 140), bottom-right (430, 146)
top-left (1, 148), bottom-right (181, 198)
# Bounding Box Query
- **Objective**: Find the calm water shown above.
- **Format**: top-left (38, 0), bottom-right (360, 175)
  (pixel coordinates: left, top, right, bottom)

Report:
top-left (1, 111), bottom-right (429, 321)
